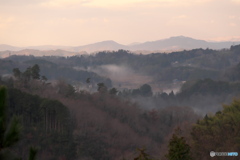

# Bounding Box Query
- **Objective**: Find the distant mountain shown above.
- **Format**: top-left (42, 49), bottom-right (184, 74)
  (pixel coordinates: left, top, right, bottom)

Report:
top-left (0, 44), bottom-right (22, 51)
top-left (129, 36), bottom-right (238, 51)
top-left (0, 36), bottom-right (239, 54)
top-left (0, 49), bottom-right (87, 58)
top-left (130, 36), bottom-right (208, 50)
top-left (27, 45), bottom-right (74, 51)
top-left (73, 40), bottom-right (128, 53)
top-left (128, 42), bottom-right (141, 46)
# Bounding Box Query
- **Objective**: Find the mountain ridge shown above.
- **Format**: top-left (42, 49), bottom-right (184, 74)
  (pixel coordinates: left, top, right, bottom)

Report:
top-left (1, 36), bottom-right (239, 53)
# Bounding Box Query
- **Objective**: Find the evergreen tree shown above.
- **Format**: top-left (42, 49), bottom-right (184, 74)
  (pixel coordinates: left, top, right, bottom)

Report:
top-left (0, 86), bottom-right (21, 159)
top-left (28, 147), bottom-right (38, 160)
top-left (12, 68), bottom-right (22, 79)
top-left (191, 99), bottom-right (240, 160)
top-left (133, 148), bottom-right (153, 160)
top-left (31, 64), bottom-right (40, 79)
top-left (0, 86), bottom-right (37, 160)
top-left (165, 128), bottom-right (192, 160)
top-left (23, 67), bottom-right (32, 81)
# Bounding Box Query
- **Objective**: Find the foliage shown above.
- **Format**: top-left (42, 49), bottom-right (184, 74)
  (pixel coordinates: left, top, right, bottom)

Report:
top-left (28, 147), bottom-right (38, 160)
top-left (191, 99), bottom-right (240, 160)
top-left (179, 78), bottom-right (240, 97)
top-left (55, 80), bottom-right (76, 97)
top-left (31, 64), bottom-right (40, 79)
top-left (24, 59), bottom-right (112, 87)
top-left (3, 46), bottom-right (240, 159)
top-left (124, 84), bottom-right (153, 97)
top-left (165, 128), bottom-right (191, 160)
top-left (0, 86), bottom-right (38, 160)
top-left (97, 82), bottom-right (108, 93)
top-left (109, 87), bottom-right (118, 95)
top-left (5, 87), bottom-right (75, 160)
top-left (0, 86), bottom-right (21, 160)
top-left (13, 68), bottom-right (21, 79)
top-left (133, 148), bottom-right (153, 160)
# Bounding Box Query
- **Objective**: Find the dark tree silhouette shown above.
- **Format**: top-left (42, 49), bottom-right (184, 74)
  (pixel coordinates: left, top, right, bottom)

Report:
top-left (31, 64), bottom-right (40, 79)
top-left (97, 83), bottom-right (107, 93)
top-left (165, 128), bottom-right (192, 160)
top-left (0, 86), bottom-right (38, 160)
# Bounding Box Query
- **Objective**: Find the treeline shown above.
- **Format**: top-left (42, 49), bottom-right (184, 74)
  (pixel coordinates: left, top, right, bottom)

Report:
top-left (115, 78), bottom-right (240, 115)
top-left (0, 57), bottom-right (112, 88)
top-left (2, 44), bottom-right (240, 85)
top-left (34, 45), bottom-right (240, 82)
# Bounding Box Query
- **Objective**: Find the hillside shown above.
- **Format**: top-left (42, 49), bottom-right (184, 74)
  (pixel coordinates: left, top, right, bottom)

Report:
top-left (1, 45), bottom-right (240, 159)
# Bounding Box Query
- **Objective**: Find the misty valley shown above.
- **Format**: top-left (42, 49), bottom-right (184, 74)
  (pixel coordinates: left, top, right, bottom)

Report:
top-left (1, 45), bottom-right (240, 160)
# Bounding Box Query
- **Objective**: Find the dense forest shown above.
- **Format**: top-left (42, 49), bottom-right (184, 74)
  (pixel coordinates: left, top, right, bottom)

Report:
top-left (1, 44), bottom-right (240, 159)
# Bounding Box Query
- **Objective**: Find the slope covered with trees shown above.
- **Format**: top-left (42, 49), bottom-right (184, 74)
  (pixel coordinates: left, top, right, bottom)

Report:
top-left (1, 45), bottom-right (240, 159)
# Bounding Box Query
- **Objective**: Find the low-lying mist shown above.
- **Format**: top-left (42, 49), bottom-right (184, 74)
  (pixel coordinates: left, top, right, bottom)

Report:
top-left (73, 64), bottom-right (231, 116)
top-left (75, 64), bottom-right (153, 89)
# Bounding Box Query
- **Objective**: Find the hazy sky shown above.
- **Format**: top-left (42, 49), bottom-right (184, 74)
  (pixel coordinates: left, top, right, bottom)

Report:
top-left (0, 0), bottom-right (240, 46)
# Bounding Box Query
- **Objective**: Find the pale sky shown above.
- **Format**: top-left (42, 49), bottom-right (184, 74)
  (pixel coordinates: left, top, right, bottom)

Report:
top-left (0, 0), bottom-right (240, 46)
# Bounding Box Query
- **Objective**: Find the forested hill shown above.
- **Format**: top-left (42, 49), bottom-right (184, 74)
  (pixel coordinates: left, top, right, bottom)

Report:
top-left (2, 44), bottom-right (240, 83)
top-left (1, 69), bottom-right (240, 159)
top-left (0, 75), bottom-right (200, 159)
top-left (1, 45), bottom-right (240, 96)
top-left (1, 45), bottom-right (240, 159)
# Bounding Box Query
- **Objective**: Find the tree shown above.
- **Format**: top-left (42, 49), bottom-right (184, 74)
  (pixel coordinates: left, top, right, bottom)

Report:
top-left (56, 80), bottom-right (75, 97)
top-left (0, 86), bottom-right (21, 159)
top-left (191, 99), bottom-right (240, 160)
top-left (165, 128), bottom-right (192, 160)
top-left (28, 147), bottom-right (38, 160)
top-left (0, 86), bottom-right (37, 160)
top-left (139, 84), bottom-right (152, 97)
top-left (21, 64), bottom-right (40, 81)
top-left (31, 64), bottom-right (40, 79)
top-left (86, 78), bottom-right (91, 83)
top-left (23, 67), bottom-right (32, 81)
top-left (109, 88), bottom-right (118, 95)
top-left (13, 68), bottom-right (21, 79)
top-left (133, 148), bottom-right (153, 160)
top-left (131, 84), bottom-right (153, 97)
top-left (97, 83), bottom-right (107, 93)
top-left (41, 76), bottom-right (47, 84)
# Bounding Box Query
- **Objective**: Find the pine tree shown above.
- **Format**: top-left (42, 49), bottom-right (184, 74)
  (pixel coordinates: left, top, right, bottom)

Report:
top-left (0, 86), bottom-right (37, 160)
top-left (0, 86), bottom-right (21, 159)
top-left (31, 64), bottom-right (40, 80)
top-left (134, 148), bottom-right (153, 160)
top-left (13, 68), bottom-right (22, 79)
top-left (165, 128), bottom-right (192, 160)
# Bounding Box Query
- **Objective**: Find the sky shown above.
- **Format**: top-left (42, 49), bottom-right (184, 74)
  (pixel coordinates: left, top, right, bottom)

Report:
top-left (0, 0), bottom-right (240, 46)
